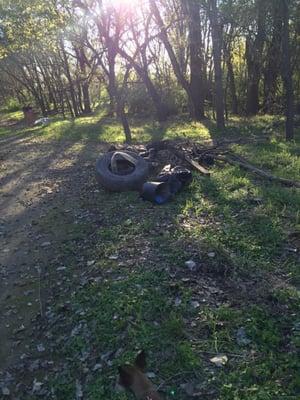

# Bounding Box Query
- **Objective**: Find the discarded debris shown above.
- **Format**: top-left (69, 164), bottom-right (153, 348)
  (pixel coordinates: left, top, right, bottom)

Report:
top-left (210, 355), bottom-right (228, 367)
top-left (41, 241), bottom-right (51, 247)
top-left (141, 165), bottom-right (192, 204)
top-left (32, 379), bottom-right (43, 393)
top-left (174, 297), bottom-right (182, 307)
top-left (185, 260), bottom-right (197, 271)
top-left (190, 300), bottom-right (200, 308)
top-left (37, 343), bottom-right (45, 352)
top-left (34, 117), bottom-right (51, 126)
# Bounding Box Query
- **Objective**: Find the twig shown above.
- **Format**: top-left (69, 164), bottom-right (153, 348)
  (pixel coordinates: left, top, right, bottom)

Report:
top-left (167, 143), bottom-right (211, 176)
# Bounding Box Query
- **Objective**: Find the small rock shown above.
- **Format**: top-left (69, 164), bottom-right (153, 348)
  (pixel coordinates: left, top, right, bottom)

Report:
top-left (32, 379), bottom-right (43, 393)
top-left (191, 300), bottom-right (200, 309)
top-left (87, 260), bottom-right (95, 267)
top-left (174, 297), bottom-right (182, 307)
top-left (37, 344), bottom-right (45, 352)
top-left (92, 363), bottom-right (102, 371)
top-left (41, 241), bottom-right (51, 247)
top-left (146, 372), bottom-right (156, 379)
top-left (185, 260), bottom-right (196, 271)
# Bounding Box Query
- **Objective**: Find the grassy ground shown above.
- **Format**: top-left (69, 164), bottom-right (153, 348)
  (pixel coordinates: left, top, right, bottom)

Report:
top-left (1, 110), bottom-right (300, 399)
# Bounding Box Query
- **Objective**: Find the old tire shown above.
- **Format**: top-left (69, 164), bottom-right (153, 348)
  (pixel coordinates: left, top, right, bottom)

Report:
top-left (96, 151), bottom-right (150, 191)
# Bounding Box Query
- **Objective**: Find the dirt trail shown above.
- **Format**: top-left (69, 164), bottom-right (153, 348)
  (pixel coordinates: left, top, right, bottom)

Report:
top-left (0, 126), bottom-right (106, 396)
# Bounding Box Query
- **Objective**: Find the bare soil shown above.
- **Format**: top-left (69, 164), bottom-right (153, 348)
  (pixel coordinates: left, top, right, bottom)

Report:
top-left (0, 127), bottom-right (106, 393)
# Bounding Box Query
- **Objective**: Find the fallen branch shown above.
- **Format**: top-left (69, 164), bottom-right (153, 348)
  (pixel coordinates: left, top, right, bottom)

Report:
top-left (167, 143), bottom-right (211, 176)
top-left (216, 153), bottom-right (300, 188)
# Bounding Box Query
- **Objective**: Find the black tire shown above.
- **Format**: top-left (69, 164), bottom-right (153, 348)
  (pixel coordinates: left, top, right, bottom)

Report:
top-left (96, 151), bottom-right (150, 191)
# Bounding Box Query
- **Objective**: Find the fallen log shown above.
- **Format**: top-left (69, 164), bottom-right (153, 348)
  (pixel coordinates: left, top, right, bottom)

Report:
top-left (216, 153), bottom-right (300, 188)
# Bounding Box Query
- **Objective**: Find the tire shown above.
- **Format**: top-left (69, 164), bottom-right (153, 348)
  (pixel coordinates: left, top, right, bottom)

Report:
top-left (96, 151), bottom-right (150, 191)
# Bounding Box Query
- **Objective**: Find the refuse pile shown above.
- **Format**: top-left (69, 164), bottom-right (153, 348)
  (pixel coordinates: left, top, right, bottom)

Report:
top-left (95, 140), bottom-right (204, 204)
top-left (96, 137), bottom-right (300, 202)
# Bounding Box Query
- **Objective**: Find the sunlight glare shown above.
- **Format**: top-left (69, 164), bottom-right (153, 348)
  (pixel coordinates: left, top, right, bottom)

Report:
top-left (108, 0), bottom-right (139, 9)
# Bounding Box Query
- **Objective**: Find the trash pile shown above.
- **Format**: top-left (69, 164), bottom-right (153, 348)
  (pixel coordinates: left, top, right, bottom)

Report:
top-left (95, 141), bottom-right (201, 204)
top-left (96, 137), bottom-right (300, 195)
top-left (141, 165), bottom-right (192, 205)
top-left (96, 136), bottom-right (300, 204)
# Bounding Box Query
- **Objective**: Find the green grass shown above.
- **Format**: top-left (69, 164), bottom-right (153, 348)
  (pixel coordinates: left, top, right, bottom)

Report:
top-left (1, 110), bottom-right (300, 399)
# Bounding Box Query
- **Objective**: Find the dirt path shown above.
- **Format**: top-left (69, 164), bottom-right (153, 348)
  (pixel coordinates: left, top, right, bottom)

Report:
top-left (0, 127), bottom-right (106, 397)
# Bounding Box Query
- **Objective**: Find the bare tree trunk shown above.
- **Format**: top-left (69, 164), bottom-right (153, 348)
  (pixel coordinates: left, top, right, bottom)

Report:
top-left (75, 47), bottom-right (92, 114)
top-left (209, 0), bottom-right (225, 129)
top-left (60, 40), bottom-right (79, 117)
top-left (245, 0), bottom-right (266, 115)
top-left (224, 29), bottom-right (238, 115)
top-left (149, 0), bottom-right (198, 119)
top-left (280, 0), bottom-right (294, 140)
top-left (186, 0), bottom-right (205, 119)
top-left (116, 100), bottom-right (132, 143)
top-left (116, 47), bottom-right (169, 121)
top-left (226, 55), bottom-right (238, 114)
top-left (263, 2), bottom-right (282, 113)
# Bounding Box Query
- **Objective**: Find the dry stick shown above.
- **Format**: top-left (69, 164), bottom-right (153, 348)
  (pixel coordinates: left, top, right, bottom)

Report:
top-left (216, 154), bottom-right (300, 188)
top-left (167, 144), bottom-right (211, 176)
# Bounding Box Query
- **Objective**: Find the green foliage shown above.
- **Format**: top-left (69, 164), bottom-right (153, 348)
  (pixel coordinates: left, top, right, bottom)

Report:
top-left (0, 0), bottom-right (67, 57)
top-left (2, 97), bottom-right (21, 112)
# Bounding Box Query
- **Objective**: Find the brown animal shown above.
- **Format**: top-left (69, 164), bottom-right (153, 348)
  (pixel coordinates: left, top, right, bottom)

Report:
top-left (118, 350), bottom-right (162, 400)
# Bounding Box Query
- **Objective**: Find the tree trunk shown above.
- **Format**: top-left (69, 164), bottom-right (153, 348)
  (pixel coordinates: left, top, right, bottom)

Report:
top-left (263, 2), bottom-right (283, 113)
top-left (116, 100), bottom-right (132, 143)
top-left (227, 55), bottom-right (238, 114)
top-left (149, 0), bottom-right (198, 119)
top-left (82, 80), bottom-right (92, 114)
top-left (245, 0), bottom-right (266, 115)
top-left (186, 0), bottom-right (205, 120)
top-left (224, 31), bottom-right (238, 115)
top-left (77, 80), bottom-right (84, 113)
top-left (209, 0), bottom-right (225, 129)
top-left (60, 40), bottom-right (79, 117)
top-left (116, 47), bottom-right (169, 121)
top-left (76, 47), bottom-right (92, 114)
top-left (280, 0), bottom-right (294, 140)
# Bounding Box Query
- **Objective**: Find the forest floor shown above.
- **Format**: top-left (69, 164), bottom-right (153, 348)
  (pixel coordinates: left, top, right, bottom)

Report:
top-left (0, 110), bottom-right (299, 399)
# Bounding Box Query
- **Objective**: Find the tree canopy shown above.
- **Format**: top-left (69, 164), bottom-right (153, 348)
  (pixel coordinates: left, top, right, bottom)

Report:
top-left (0, 0), bottom-right (299, 140)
